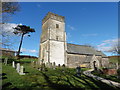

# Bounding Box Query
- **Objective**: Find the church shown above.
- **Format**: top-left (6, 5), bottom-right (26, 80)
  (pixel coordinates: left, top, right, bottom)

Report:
top-left (39, 12), bottom-right (109, 68)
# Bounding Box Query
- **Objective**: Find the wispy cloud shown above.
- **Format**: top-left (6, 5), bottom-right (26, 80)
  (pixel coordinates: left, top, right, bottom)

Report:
top-left (36, 4), bottom-right (41, 8)
top-left (66, 32), bottom-right (72, 41)
top-left (97, 38), bottom-right (119, 52)
top-left (81, 33), bottom-right (98, 37)
top-left (21, 48), bottom-right (37, 53)
top-left (67, 25), bottom-right (75, 30)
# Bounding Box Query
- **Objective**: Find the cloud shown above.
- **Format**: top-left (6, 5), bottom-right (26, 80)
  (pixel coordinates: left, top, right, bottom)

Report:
top-left (1, 23), bottom-right (22, 36)
top-left (81, 33), bottom-right (98, 37)
top-left (67, 25), bottom-right (75, 30)
top-left (21, 48), bottom-right (37, 53)
top-left (66, 32), bottom-right (71, 38)
top-left (97, 38), bottom-right (119, 52)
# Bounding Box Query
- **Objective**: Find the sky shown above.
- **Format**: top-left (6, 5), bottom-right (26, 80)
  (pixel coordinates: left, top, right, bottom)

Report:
top-left (4, 2), bottom-right (118, 57)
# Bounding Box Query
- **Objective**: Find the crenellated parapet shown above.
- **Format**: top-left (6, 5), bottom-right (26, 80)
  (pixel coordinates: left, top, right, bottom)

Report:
top-left (42, 12), bottom-right (65, 24)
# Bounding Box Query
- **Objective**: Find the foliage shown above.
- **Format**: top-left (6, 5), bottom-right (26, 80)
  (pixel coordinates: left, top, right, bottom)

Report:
top-left (15, 58), bottom-right (38, 63)
top-left (109, 57), bottom-right (119, 63)
top-left (13, 25), bottom-right (35, 35)
top-left (1, 55), bottom-right (16, 64)
top-left (2, 63), bottom-right (118, 89)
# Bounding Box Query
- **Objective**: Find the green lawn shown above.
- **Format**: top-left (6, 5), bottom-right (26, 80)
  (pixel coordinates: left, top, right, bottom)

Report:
top-left (2, 63), bottom-right (119, 90)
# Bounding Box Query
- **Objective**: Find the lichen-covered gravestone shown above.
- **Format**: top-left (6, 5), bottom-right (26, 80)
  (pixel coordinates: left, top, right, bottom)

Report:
top-left (19, 66), bottom-right (25, 75)
top-left (16, 63), bottom-right (20, 73)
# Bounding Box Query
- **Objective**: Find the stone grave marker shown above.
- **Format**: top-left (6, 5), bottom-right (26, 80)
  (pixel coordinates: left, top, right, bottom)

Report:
top-left (53, 62), bottom-right (56, 70)
top-left (16, 63), bottom-right (20, 73)
top-left (76, 66), bottom-right (81, 77)
top-left (4, 58), bottom-right (8, 65)
top-left (12, 61), bottom-right (15, 68)
top-left (19, 66), bottom-right (25, 75)
top-left (58, 64), bottom-right (60, 67)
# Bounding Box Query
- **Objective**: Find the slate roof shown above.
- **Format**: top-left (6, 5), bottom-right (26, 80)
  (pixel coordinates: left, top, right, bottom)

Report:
top-left (67, 43), bottom-right (107, 57)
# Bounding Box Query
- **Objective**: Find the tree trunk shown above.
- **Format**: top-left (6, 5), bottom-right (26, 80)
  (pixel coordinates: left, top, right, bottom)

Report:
top-left (17, 33), bottom-right (24, 56)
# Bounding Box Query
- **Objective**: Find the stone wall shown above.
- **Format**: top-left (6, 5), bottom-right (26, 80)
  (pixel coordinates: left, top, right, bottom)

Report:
top-left (67, 53), bottom-right (86, 68)
top-left (39, 40), bottom-right (49, 64)
top-left (101, 58), bottom-right (109, 68)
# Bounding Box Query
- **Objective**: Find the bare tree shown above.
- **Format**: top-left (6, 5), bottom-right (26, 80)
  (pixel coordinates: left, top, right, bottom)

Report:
top-left (0, 1), bottom-right (20, 48)
top-left (1, 1), bottom-right (20, 23)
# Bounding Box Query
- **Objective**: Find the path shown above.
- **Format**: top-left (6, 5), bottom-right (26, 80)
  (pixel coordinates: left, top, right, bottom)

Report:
top-left (83, 69), bottom-right (120, 88)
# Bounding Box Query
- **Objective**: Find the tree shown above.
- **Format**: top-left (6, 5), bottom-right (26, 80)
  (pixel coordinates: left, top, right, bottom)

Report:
top-left (13, 25), bottom-right (35, 56)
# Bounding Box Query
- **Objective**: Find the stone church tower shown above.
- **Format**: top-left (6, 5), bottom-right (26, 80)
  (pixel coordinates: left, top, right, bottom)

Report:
top-left (39, 12), bottom-right (67, 66)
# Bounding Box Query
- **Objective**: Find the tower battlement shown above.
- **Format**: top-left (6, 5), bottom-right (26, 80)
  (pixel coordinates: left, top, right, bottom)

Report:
top-left (42, 12), bottom-right (65, 24)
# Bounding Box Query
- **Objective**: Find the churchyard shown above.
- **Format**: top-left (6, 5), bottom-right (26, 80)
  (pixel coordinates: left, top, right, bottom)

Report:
top-left (1, 57), bottom-right (120, 90)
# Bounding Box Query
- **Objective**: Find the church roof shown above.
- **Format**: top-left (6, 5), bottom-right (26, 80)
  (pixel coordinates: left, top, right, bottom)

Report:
top-left (67, 43), bottom-right (107, 57)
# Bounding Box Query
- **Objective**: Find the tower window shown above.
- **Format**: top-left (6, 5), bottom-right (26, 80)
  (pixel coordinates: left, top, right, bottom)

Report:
top-left (56, 24), bottom-right (59, 28)
top-left (56, 36), bottom-right (59, 40)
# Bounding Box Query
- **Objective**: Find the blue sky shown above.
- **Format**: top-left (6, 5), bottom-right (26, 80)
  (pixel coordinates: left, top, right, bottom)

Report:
top-left (7, 2), bottom-right (118, 57)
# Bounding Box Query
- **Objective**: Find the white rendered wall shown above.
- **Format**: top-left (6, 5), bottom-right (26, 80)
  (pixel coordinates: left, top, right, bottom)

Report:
top-left (49, 40), bottom-right (65, 65)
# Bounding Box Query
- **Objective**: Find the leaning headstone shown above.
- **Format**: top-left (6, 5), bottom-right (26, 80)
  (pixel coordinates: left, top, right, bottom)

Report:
top-left (16, 63), bottom-right (20, 73)
top-left (19, 66), bottom-right (25, 75)
top-left (4, 58), bottom-right (8, 65)
top-left (12, 61), bottom-right (15, 68)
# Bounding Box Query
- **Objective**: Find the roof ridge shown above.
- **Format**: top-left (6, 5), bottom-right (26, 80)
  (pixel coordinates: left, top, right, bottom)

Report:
top-left (67, 43), bottom-right (91, 47)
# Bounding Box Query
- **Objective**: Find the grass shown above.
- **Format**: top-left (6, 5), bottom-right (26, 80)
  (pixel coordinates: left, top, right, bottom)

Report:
top-left (2, 63), bottom-right (120, 90)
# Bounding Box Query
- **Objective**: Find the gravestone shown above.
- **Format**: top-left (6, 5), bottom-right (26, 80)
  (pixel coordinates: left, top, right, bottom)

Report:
top-left (49, 63), bottom-right (52, 68)
top-left (4, 58), bottom-right (8, 65)
top-left (76, 66), bottom-right (81, 77)
top-left (53, 62), bottom-right (56, 70)
top-left (12, 61), bottom-right (15, 68)
top-left (45, 62), bottom-right (49, 67)
top-left (58, 64), bottom-right (60, 67)
top-left (16, 63), bottom-right (20, 73)
top-left (62, 64), bottom-right (66, 73)
top-left (19, 66), bottom-right (25, 75)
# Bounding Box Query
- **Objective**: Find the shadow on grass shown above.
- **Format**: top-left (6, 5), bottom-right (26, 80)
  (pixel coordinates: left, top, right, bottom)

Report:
top-left (77, 75), bottom-right (119, 90)
top-left (2, 73), bottom-right (6, 76)
top-left (2, 82), bottom-right (12, 89)
top-left (41, 72), bottom-right (84, 89)
top-left (1, 73), bottom-right (7, 80)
